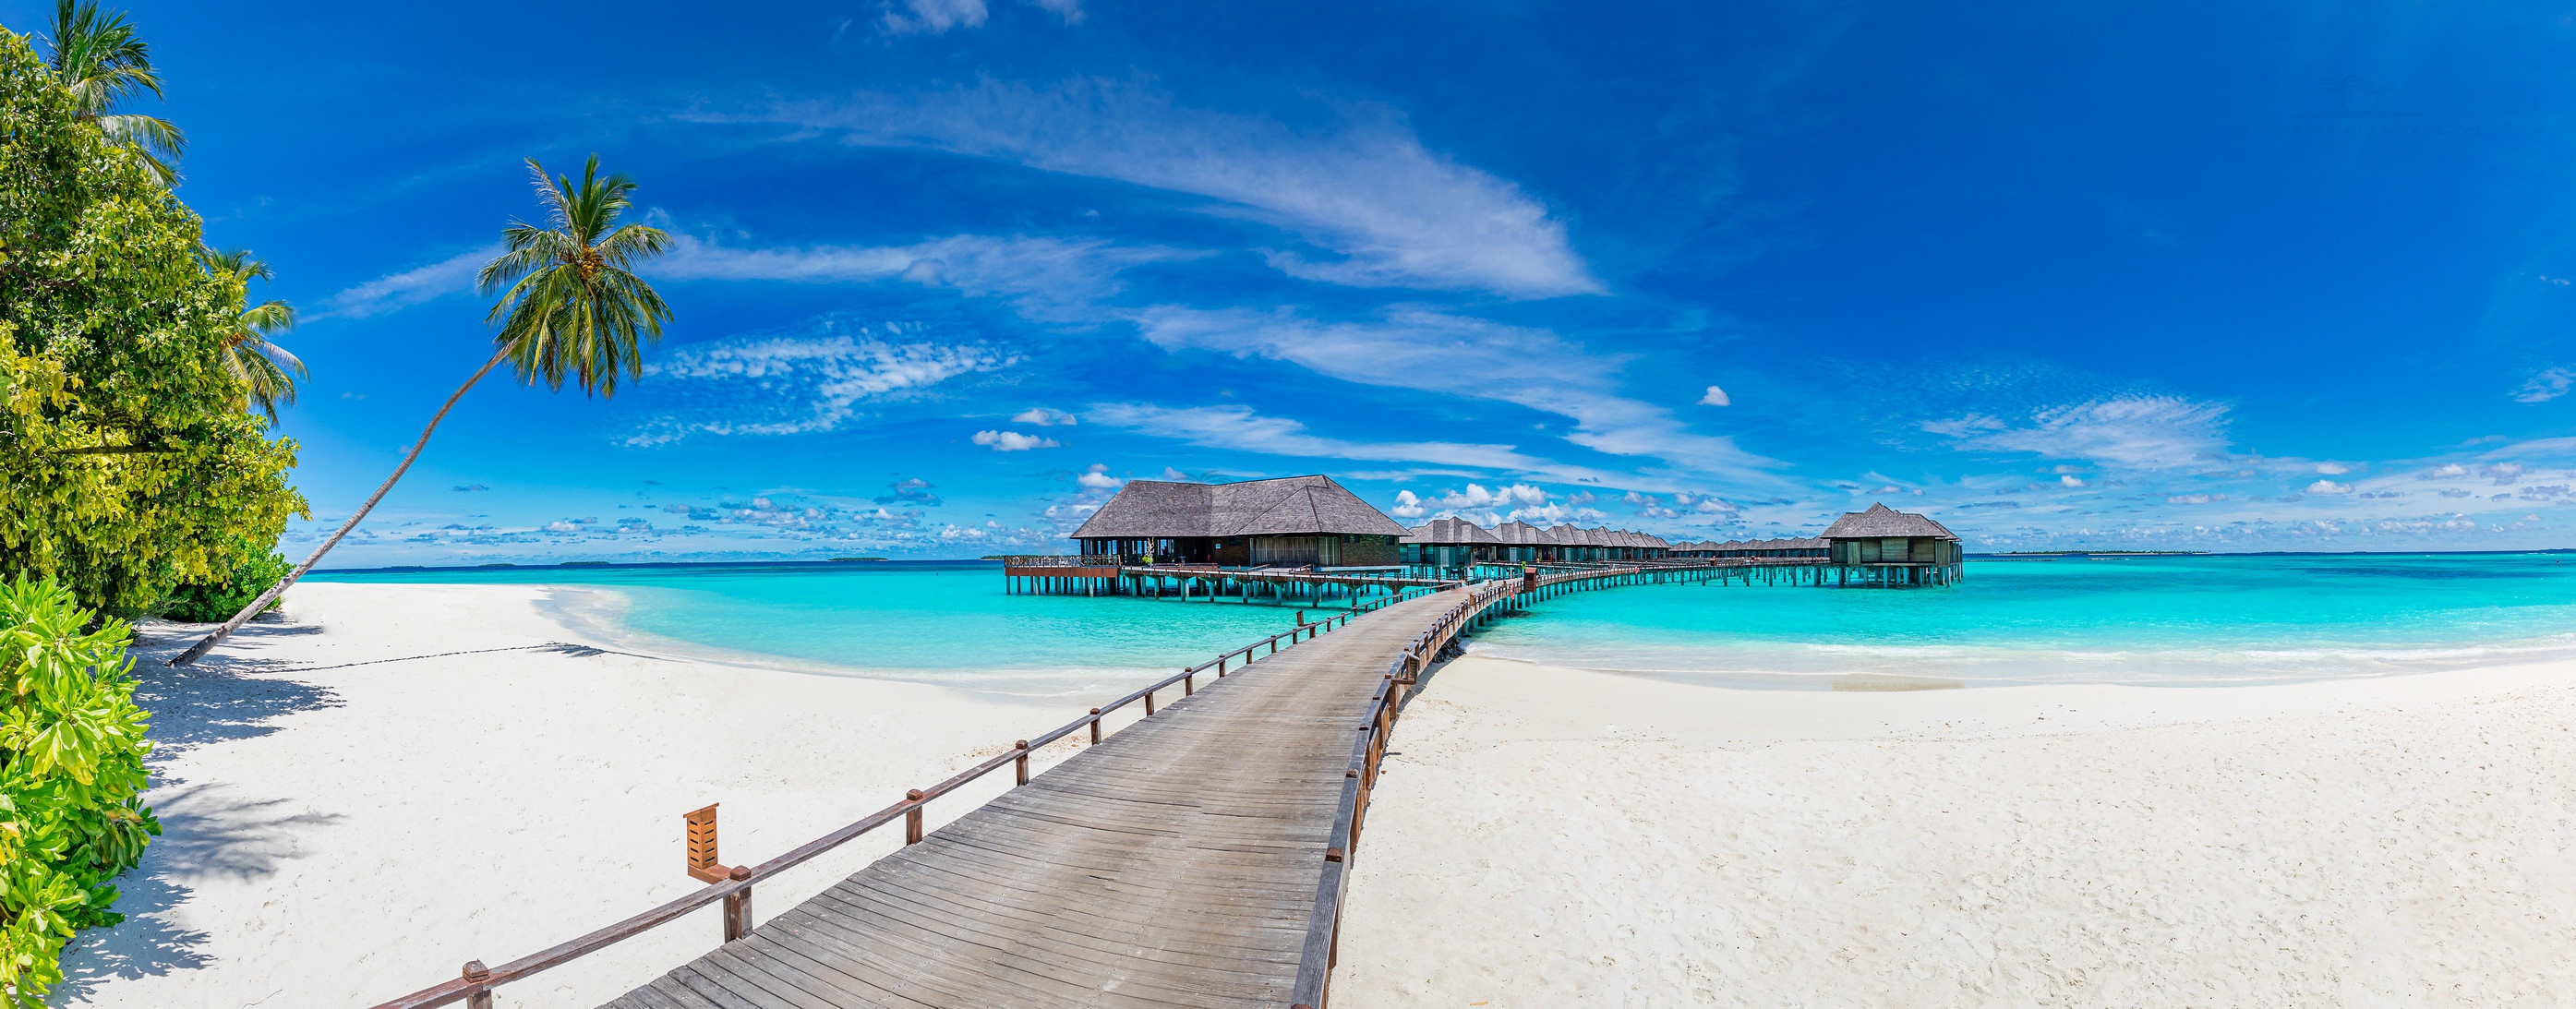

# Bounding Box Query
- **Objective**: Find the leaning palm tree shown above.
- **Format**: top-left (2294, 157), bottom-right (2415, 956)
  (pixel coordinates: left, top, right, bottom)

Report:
top-left (42, 0), bottom-right (184, 186)
top-left (200, 246), bottom-right (307, 421)
top-left (172, 155), bottom-right (672, 666)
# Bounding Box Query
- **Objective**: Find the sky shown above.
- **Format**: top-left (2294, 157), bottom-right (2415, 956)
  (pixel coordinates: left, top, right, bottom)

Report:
top-left (18, 1), bottom-right (2576, 562)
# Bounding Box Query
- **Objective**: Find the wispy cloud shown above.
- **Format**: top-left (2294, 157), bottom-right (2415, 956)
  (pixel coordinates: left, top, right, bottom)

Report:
top-left (1129, 306), bottom-right (1786, 485)
top-left (704, 78), bottom-right (1600, 297)
top-left (310, 245), bottom-right (500, 320)
top-left (1085, 402), bottom-right (1579, 474)
top-left (881, 0), bottom-right (1081, 34)
top-left (654, 233), bottom-right (1189, 314)
top-left (626, 317), bottom-right (1017, 446)
top-left (1924, 395), bottom-right (2233, 470)
top-left (2514, 366), bottom-right (2575, 403)
top-left (1011, 407), bottom-right (1077, 426)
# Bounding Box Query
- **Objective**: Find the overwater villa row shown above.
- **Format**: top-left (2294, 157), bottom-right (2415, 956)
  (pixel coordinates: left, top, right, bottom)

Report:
top-left (1002, 474), bottom-right (1966, 595)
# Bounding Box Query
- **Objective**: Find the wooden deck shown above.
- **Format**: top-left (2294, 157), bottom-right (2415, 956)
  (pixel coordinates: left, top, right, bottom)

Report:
top-left (597, 591), bottom-right (1458, 1009)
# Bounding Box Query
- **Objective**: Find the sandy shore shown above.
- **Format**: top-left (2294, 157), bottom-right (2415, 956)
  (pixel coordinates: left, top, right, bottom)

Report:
top-left (1333, 655), bottom-right (2576, 1007)
top-left (56, 582), bottom-right (1078, 1008)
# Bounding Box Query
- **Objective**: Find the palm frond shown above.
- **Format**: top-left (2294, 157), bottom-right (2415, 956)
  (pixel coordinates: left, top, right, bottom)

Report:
top-left (239, 299), bottom-right (295, 336)
top-left (478, 156), bottom-right (672, 398)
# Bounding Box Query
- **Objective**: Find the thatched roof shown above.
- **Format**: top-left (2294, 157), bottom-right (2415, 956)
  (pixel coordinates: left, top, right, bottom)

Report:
top-left (1071, 475), bottom-right (1408, 539)
top-left (1821, 503), bottom-right (1958, 541)
top-left (1491, 521), bottom-right (1550, 545)
top-left (1402, 517), bottom-right (1501, 545)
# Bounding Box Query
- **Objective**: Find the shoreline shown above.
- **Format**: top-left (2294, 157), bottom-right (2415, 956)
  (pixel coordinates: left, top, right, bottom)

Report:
top-left (58, 582), bottom-right (1085, 1008)
top-left (1333, 654), bottom-right (2576, 1005)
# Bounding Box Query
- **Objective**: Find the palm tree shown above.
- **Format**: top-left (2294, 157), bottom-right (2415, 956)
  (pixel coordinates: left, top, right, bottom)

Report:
top-left (200, 246), bottom-right (307, 421)
top-left (42, 0), bottom-right (184, 186)
top-left (172, 156), bottom-right (673, 666)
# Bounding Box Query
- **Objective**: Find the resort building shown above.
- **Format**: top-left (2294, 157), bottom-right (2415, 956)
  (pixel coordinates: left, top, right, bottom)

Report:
top-left (1821, 502), bottom-right (1965, 585)
top-left (1401, 517), bottom-right (1500, 573)
top-left (1070, 475), bottom-right (1409, 568)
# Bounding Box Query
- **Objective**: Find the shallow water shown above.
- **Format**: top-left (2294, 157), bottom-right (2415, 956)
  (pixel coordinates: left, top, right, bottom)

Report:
top-left (309, 560), bottom-right (1338, 698)
top-left (1468, 552), bottom-right (2576, 688)
top-left (309, 553), bottom-right (2576, 692)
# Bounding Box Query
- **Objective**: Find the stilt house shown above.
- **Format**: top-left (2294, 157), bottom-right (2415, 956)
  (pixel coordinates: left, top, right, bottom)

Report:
top-left (1070, 475), bottom-right (1409, 568)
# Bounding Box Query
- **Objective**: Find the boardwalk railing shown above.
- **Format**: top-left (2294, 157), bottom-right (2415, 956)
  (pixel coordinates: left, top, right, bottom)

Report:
top-left (363, 586), bottom-right (1440, 1009)
top-left (1287, 567), bottom-right (1642, 1009)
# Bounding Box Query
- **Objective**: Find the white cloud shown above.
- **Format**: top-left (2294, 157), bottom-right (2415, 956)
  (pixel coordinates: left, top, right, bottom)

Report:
top-left (2484, 462), bottom-right (2527, 486)
top-left (2306, 479), bottom-right (2353, 495)
top-left (1077, 462), bottom-right (1122, 491)
top-left (655, 234), bottom-right (1186, 314)
top-left (882, 0), bottom-right (986, 34)
top-left (713, 78), bottom-right (1599, 297)
top-left (2316, 462), bottom-right (2351, 474)
top-left (2061, 474), bottom-right (2086, 487)
top-left (1085, 402), bottom-right (1582, 474)
top-left (972, 429), bottom-right (1059, 451)
top-left (2515, 367), bottom-right (2576, 402)
top-left (627, 319), bottom-right (1016, 445)
top-left (881, 0), bottom-right (1079, 34)
top-left (310, 245), bottom-right (500, 320)
top-left (1128, 306), bottom-right (1785, 485)
top-left (1011, 407), bottom-right (1077, 426)
top-left (1389, 490), bottom-right (1426, 519)
top-left (1699, 385), bottom-right (1730, 406)
top-left (1925, 395), bottom-right (2232, 470)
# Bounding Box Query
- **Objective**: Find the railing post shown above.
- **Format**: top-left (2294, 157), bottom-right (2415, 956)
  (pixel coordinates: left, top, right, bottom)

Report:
top-left (1184, 670), bottom-right (1195, 695)
top-left (1089, 708), bottom-right (1102, 744)
top-left (1145, 689), bottom-right (1156, 715)
top-left (905, 789), bottom-right (926, 845)
top-left (462, 961), bottom-right (494, 1009)
top-left (722, 866), bottom-right (752, 942)
top-left (1015, 739), bottom-right (1030, 785)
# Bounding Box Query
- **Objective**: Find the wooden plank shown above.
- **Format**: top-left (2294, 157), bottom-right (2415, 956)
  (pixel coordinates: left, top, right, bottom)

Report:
top-left (596, 592), bottom-right (1457, 1008)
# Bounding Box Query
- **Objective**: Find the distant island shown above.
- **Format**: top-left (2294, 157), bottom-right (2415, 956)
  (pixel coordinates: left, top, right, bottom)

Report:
top-left (1990, 550), bottom-right (2209, 557)
top-left (826, 557), bottom-right (889, 562)
top-left (559, 560), bottom-right (611, 567)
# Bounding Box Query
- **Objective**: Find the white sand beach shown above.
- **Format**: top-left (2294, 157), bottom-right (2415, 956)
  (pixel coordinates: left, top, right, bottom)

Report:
top-left (1333, 655), bottom-right (2576, 1007)
top-left (58, 582), bottom-right (1076, 1008)
top-left (60, 582), bottom-right (2576, 1008)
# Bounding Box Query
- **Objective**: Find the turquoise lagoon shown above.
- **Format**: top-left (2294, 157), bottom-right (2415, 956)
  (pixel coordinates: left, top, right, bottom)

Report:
top-left (308, 553), bottom-right (2576, 693)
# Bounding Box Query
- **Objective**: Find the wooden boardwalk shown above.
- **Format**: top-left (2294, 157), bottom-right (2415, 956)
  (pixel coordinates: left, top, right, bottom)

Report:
top-left (598, 591), bottom-right (1458, 1009)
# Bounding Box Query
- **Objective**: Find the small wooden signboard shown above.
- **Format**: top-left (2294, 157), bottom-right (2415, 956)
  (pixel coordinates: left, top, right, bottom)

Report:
top-left (684, 804), bottom-right (727, 883)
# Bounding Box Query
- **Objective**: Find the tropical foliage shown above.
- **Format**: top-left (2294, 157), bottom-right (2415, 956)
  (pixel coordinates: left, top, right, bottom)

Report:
top-left (0, 27), bottom-right (307, 616)
top-left (158, 545), bottom-right (290, 622)
top-left (175, 156), bottom-right (674, 664)
top-left (199, 246), bottom-right (305, 421)
top-left (0, 577), bottom-right (159, 1007)
top-left (38, 0), bottom-right (181, 186)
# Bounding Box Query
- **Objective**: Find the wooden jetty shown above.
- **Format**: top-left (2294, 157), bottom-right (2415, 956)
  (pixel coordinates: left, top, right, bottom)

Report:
top-left (1000, 557), bottom-right (1447, 605)
top-left (362, 564), bottom-right (1716, 1009)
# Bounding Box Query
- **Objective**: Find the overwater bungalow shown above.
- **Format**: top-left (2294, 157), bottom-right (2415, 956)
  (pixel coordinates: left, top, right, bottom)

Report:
top-left (1490, 520), bottom-right (1549, 563)
top-left (1401, 516), bottom-right (1500, 573)
top-left (1070, 474), bottom-right (1408, 568)
top-left (1822, 502), bottom-right (1964, 585)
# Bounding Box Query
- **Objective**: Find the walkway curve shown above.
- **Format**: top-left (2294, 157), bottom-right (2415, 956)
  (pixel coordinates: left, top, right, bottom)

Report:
top-left (597, 590), bottom-right (1463, 1009)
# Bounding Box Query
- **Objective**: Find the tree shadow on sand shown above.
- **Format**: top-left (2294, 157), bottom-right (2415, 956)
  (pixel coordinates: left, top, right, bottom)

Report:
top-left (48, 786), bottom-right (344, 1003)
top-left (44, 617), bottom-right (349, 1003)
top-left (122, 616), bottom-right (343, 770)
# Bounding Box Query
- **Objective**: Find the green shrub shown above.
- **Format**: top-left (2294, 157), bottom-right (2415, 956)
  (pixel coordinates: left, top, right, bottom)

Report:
top-left (158, 547), bottom-right (291, 622)
top-left (0, 577), bottom-right (159, 1007)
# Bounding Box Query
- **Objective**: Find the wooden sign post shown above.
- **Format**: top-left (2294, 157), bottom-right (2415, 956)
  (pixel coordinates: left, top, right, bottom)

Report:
top-left (684, 804), bottom-right (727, 883)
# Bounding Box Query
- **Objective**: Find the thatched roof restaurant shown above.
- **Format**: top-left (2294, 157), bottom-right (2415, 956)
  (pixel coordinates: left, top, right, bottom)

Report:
top-left (1820, 502), bottom-right (1963, 584)
top-left (1072, 475), bottom-right (1408, 568)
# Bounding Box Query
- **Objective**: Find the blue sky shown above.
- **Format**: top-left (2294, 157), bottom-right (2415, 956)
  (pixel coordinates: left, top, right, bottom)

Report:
top-left (22, 1), bottom-right (2576, 561)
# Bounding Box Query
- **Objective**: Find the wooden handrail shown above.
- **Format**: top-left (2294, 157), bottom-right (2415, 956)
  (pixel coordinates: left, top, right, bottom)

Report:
top-left (363, 583), bottom-right (1443, 1009)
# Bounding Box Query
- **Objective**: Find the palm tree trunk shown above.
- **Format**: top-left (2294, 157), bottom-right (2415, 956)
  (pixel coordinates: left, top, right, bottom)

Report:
top-left (170, 347), bottom-right (512, 667)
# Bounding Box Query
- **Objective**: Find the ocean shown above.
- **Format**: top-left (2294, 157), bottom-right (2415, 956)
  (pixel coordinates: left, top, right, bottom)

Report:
top-left (308, 553), bottom-right (2576, 694)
